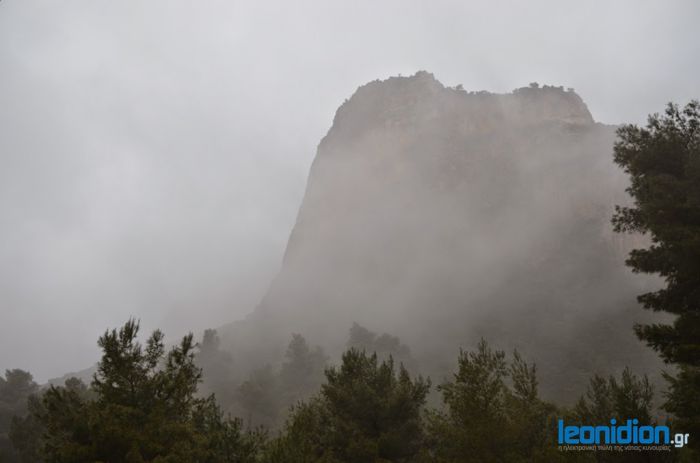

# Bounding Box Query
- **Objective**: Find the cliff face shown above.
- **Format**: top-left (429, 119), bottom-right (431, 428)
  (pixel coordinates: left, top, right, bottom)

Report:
top-left (226, 72), bottom-right (660, 400)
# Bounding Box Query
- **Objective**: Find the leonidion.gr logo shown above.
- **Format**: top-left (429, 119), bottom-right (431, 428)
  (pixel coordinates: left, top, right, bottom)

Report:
top-left (558, 419), bottom-right (690, 448)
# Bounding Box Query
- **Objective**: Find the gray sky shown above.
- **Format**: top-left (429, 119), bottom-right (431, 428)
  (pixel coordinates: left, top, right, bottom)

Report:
top-left (1, 0), bottom-right (698, 382)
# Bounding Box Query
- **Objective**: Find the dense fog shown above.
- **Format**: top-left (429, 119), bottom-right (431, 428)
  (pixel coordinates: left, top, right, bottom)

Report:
top-left (1, 0), bottom-right (699, 383)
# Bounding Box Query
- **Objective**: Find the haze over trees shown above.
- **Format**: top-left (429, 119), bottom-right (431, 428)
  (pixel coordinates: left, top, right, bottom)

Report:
top-left (5, 320), bottom-right (688, 462)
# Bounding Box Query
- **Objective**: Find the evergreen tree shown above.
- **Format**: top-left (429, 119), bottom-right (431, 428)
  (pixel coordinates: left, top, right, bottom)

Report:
top-left (0, 369), bottom-right (39, 462)
top-left (571, 368), bottom-right (674, 463)
top-left (39, 378), bottom-right (92, 462)
top-left (612, 101), bottom-right (700, 448)
top-left (9, 393), bottom-right (45, 463)
top-left (427, 340), bottom-right (564, 462)
top-left (29, 320), bottom-right (263, 462)
top-left (266, 349), bottom-right (430, 462)
top-left (574, 368), bottom-right (654, 426)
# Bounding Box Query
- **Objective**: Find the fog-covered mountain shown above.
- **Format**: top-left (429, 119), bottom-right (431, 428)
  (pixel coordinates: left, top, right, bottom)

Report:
top-left (221, 72), bottom-right (662, 401)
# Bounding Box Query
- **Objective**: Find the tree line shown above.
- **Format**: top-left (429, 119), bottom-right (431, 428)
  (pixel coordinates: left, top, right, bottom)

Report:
top-left (1, 320), bottom-right (687, 462)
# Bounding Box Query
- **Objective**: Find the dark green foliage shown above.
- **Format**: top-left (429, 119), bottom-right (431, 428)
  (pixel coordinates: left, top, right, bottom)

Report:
top-left (427, 340), bottom-right (564, 462)
top-left (612, 100), bottom-right (700, 449)
top-left (266, 349), bottom-right (430, 462)
top-left (261, 399), bottom-right (330, 463)
top-left (573, 368), bottom-right (654, 426)
top-left (321, 350), bottom-right (429, 461)
top-left (9, 394), bottom-right (45, 463)
top-left (662, 367), bottom-right (700, 455)
top-left (613, 101), bottom-right (700, 363)
top-left (5, 332), bottom-right (689, 461)
top-left (0, 369), bottom-right (39, 462)
top-left (571, 369), bottom-right (682, 463)
top-left (39, 378), bottom-right (92, 462)
top-left (28, 320), bottom-right (263, 462)
top-left (9, 378), bottom-right (90, 463)
top-left (187, 395), bottom-right (267, 463)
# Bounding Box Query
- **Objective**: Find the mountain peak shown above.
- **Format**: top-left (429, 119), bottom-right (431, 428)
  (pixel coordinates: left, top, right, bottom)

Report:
top-left (328, 72), bottom-right (593, 147)
top-left (225, 72), bottom-right (651, 403)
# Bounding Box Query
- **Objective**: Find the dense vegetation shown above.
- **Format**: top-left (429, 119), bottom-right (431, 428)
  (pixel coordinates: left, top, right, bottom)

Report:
top-left (0, 322), bottom-right (691, 462)
top-left (3, 321), bottom-right (264, 462)
top-left (613, 101), bottom-right (700, 448)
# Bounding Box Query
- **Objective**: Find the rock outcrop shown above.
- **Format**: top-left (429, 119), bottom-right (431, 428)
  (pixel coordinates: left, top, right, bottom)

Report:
top-left (222, 72), bottom-right (661, 401)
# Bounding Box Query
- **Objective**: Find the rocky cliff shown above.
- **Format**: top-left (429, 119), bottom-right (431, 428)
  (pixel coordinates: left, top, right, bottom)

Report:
top-left (223, 72), bottom-right (661, 401)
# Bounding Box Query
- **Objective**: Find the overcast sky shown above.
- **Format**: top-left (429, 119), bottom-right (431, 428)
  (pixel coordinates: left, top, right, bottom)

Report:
top-left (1, 0), bottom-right (698, 382)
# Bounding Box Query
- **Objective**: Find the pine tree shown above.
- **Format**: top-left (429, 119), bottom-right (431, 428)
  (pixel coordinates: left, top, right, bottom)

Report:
top-left (427, 340), bottom-right (564, 462)
top-left (612, 101), bottom-right (700, 447)
top-left (30, 320), bottom-right (263, 462)
top-left (0, 369), bottom-right (39, 462)
top-left (266, 348), bottom-right (430, 462)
